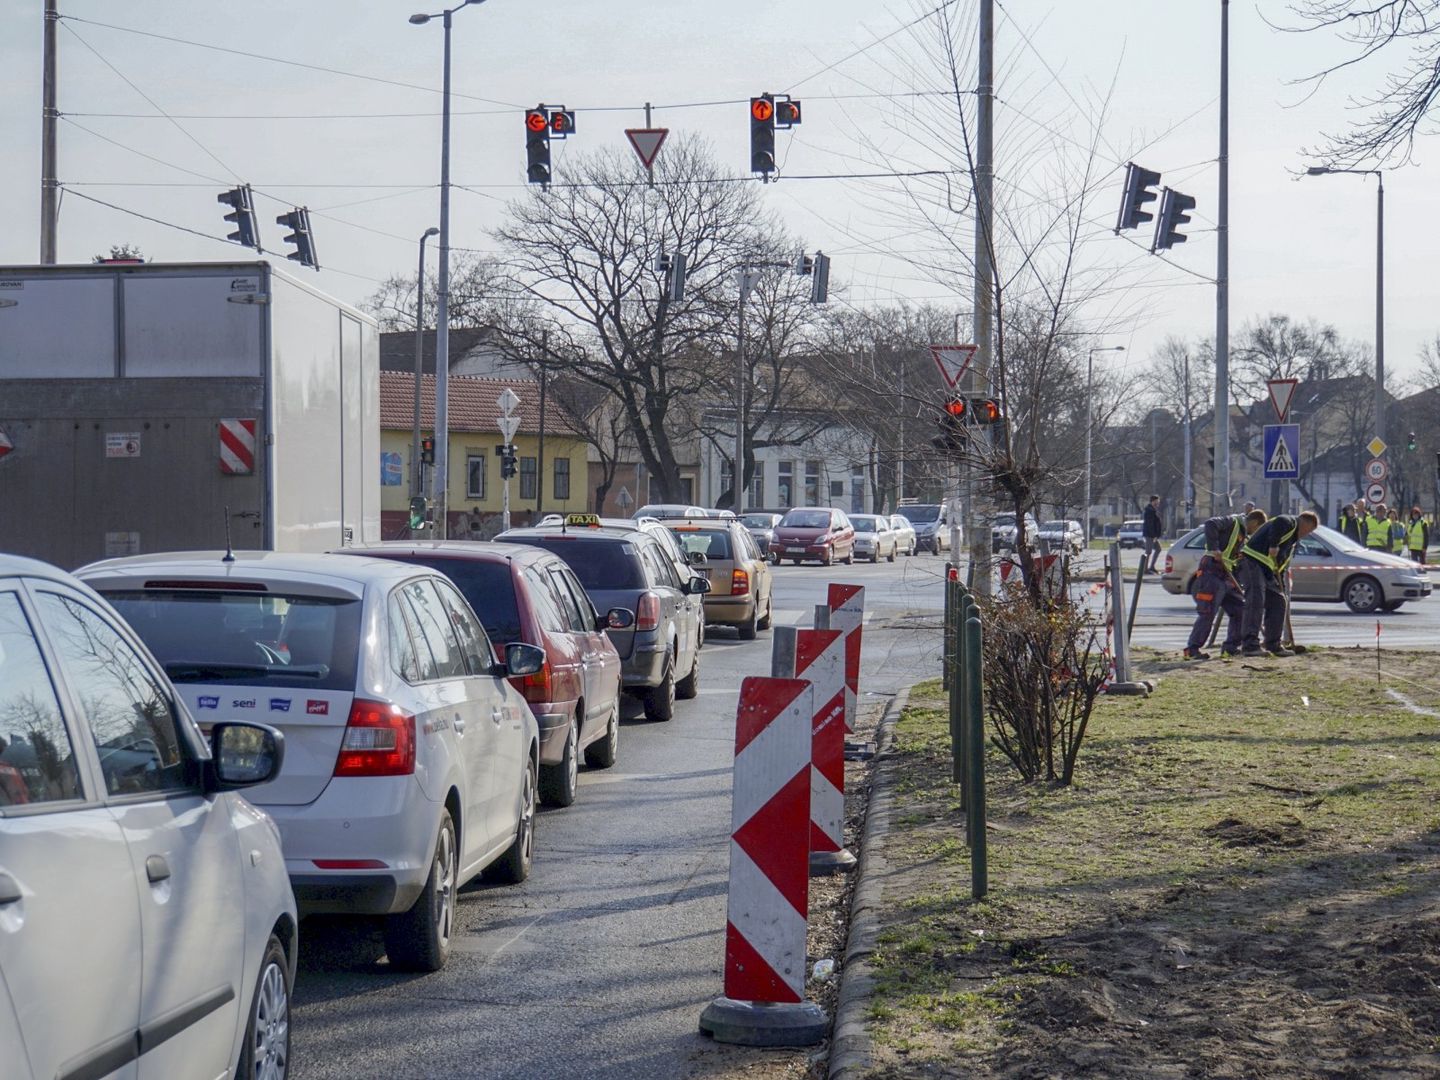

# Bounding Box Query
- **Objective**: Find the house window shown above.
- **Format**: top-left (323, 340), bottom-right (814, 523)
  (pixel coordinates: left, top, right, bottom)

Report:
top-left (804, 460), bottom-right (821, 505)
top-left (750, 465), bottom-right (765, 508)
top-left (466, 455), bottom-right (486, 500)
top-left (520, 456), bottom-right (537, 499)
top-left (851, 466), bottom-right (865, 514)
top-left (553, 457), bottom-right (570, 500)
top-left (777, 460), bottom-right (794, 508)
top-left (720, 460), bottom-right (734, 502)
top-left (829, 480), bottom-right (844, 498)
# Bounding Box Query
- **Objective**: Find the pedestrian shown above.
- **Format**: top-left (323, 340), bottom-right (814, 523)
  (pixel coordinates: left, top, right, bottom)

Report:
top-left (1183, 509), bottom-right (1267, 660)
top-left (1143, 494), bottom-right (1164, 574)
top-left (1408, 507), bottom-right (1430, 565)
top-left (1236, 510), bottom-right (1319, 657)
top-left (1339, 503), bottom-right (1362, 543)
top-left (1388, 508), bottom-right (1407, 555)
top-left (1363, 502), bottom-right (1390, 550)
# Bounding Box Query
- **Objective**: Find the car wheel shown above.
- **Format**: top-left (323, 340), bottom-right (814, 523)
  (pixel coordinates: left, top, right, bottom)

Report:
top-left (1343, 575), bottom-right (1382, 614)
top-left (1381, 600), bottom-right (1405, 612)
top-left (820, 548), bottom-right (833, 567)
top-left (676, 646), bottom-right (700, 699)
top-left (237, 933), bottom-right (290, 1080)
top-left (738, 607), bottom-right (759, 641)
top-left (584, 701), bottom-right (619, 769)
top-left (384, 810), bottom-right (457, 971)
top-left (645, 655), bottom-right (677, 721)
top-left (539, 715), bottom-right (579, 808)
top-left (843, 549), bottom-right (854, 565)
top-left (491, 757), bottom-right (536, 884)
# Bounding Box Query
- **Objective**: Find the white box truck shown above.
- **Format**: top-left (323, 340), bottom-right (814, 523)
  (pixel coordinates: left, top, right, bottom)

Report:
top-left (0, 261), bottom-right (380, 568)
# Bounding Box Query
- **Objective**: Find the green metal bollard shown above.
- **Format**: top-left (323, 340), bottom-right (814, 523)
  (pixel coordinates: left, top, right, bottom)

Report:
top-left (965, 614), bottom-right (988, 899)
top-left (949, 578), bottom-right (965, 788)
top-left (942, 563), bottom-right (954, 692)
top-left (955, 591), bottom-right (976, 803)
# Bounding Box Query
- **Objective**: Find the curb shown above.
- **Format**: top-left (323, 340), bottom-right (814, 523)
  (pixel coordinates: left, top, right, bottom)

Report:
top-left (828, 684), bottom-right (910, 1080)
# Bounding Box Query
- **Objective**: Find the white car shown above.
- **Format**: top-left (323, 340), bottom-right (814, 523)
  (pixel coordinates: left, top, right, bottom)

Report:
top-left (851, 514), bottom-right (899, 562)
top-left (888, 514), bottom-right (918, 557)
top-left (1, 553), bottom-right (296, 1080)
top-left (992, 512), bottom-right (1039, 551)
top-left (78, 551), bottom-right (542, 973)
top-left (1037, 519), bottom-right (1085, 555)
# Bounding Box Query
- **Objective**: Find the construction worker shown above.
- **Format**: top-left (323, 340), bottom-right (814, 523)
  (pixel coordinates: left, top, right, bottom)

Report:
top-left (1407, 507), bottom-right (1429, 564)
top-left (1236, 510), bottom-right (1319, 657)
top-left (1339, 504), bottom-right (1362, 544)
top-left (1184, 509), bottom-right (1267, 660)
top-left (1389, 508), bottom-right (1407, 555)
top-left (1363, 503), bottom-right (1390, 550)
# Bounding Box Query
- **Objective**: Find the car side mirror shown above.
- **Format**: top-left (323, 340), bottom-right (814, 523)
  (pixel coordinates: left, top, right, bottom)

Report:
top-left (504, 641), bottom-right (547, 677)
top-left (687, 550), bottom-right (707, 566)
top-left (686, 575), bottom-right (712, 595)
top-left (208, 722), bottom-right (284, 791)
top-left (602, 607), bottom-right (636, 631)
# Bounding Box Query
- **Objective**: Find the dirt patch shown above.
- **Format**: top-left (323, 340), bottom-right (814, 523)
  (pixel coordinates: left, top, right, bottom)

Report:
top-left (866, 649), bottom-right (1440, 1079)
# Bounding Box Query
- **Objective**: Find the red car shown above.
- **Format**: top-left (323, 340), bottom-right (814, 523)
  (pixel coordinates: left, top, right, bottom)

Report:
top-left (771, 508), bottom-right (858, 566)
top-left (343, 542), bottom-right (631, 808)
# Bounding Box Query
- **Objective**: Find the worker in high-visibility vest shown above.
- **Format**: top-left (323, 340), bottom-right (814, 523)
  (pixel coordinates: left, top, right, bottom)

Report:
top-left (1409, 507), bottom-right (1431, 565)
top-left (1236, 510), bottom-right (1319, 657)
top-left (1184, 509), bottom-right (1267, 660)
top-left (1363, 504), bottom-right (1390, 549)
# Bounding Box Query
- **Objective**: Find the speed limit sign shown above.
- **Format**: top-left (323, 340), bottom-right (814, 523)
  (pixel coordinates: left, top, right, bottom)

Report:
top-left (1365, 458), bottom-right (1388, 482)
top-left (1366, 480), bottom-right (1387, 504)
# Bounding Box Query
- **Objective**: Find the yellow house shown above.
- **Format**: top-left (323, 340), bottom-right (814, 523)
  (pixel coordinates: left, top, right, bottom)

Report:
top-left (379, 372), bottom-right (589, 538)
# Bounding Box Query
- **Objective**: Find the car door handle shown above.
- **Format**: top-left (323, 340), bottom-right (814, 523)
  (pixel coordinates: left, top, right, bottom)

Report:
top-left (0, 872), bottom-right (21, 905)
top-left (492, 708), bottom-right (504, 726)
top-left (145, 855), bottom-right (171, 884)
top-left (453, 714), bottom-right (466, 734)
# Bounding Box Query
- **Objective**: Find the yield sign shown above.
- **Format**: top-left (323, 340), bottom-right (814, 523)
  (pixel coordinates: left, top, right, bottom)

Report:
top-left (0, 427), bottom-right (11, 460)
top-left (1267, 377), bottom-right (1299, 422)
top-left (929, 344), bottom-right (977, 388)
top-left (625, 128), bottom-right (669, 170)
top-left (497, 415), bottom-right (520, 442)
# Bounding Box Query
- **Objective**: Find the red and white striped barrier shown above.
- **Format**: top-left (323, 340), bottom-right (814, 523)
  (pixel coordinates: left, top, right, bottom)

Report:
top-left (219, 418), bottom-right (257, 475)
top-left (824, 584), bottom-right (865, 732)
top-left (700, 676), bottom-right (826, 1046)
top-left (773, 628), bottom-right (853, 874)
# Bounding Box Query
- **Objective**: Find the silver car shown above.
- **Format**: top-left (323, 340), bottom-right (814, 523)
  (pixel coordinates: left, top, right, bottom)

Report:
top-left (2, 553), bottom-right (296, 1080)
top-left (78, 551), bottom-right (542, 973)
top-left (851, 513), bottom-right (899, 562)
top-left (1160, 524), bottom-right (1432, 613)
top-left (888, 514), bottom-right (918, 557)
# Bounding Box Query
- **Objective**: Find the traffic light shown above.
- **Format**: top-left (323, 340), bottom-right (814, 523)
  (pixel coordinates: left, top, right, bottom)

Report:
top-left (774, 99), bottom-right (802, 128)
top-left (971, 397), bottom-right (1002, 424)
top-left (408, 496), bottom-right (430, 531)
top-left (797, 250), bottom-right (831, 304)
top-left (525, 107), bottom-right (551, 185)
top-left (656, 251), bottom-right (687, 302)
top-left (548, 108), bottom-right (575, 138)
top-left (420, 436), bottom-right (435, 465)
top-left (750, 95), bottom-right (776, 175)
top-left (496, 443), bottom-right (518, 479)
top-left (933, 395), bottom-right (968, 452)
top-left (1406, 431), bottom-right (1417, 452)
top-left (1115, 162), bottom-right (1161, 233)
top-left (1152, 187), bottom-right (1197, 252)
top-left (218, 185), bottom-right (260, 250)
top-left (274, 207), bottom-right (318, 269)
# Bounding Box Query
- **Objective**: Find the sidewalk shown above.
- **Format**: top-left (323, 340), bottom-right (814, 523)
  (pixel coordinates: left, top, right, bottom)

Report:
top-left (847, 648), bottom-right (1440, 1078)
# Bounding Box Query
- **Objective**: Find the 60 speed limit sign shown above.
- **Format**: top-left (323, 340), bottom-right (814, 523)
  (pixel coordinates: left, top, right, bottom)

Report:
top-left (1365, 458), bottom-right (1388, 482)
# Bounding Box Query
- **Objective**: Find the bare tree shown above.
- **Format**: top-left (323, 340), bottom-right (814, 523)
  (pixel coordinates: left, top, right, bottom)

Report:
top-left (361, 251), bottom-right (515, 332)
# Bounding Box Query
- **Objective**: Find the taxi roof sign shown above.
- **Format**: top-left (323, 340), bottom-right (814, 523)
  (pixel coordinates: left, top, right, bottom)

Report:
top-left (564, 513), bottom-right (602, 528)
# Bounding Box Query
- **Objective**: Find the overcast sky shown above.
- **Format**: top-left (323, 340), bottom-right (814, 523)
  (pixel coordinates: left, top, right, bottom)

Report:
top-left (2, 1), bottom-right (1434, 391)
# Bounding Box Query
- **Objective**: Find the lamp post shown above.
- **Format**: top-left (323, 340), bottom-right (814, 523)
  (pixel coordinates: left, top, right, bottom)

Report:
top-left (1305, 165), bottom-right (1385, 453)
top-left (410, 0), bottom-right (486, 538)
top-left (412, 227), bottom-right (439, 501)
top-left (1085, 345), bottom-right (1125, 546)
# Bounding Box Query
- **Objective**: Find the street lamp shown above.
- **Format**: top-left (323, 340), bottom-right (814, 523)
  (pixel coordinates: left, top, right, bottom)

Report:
top-left (1085, 345), bottom-right (1125, 547)
top-left (411, 0), bottom-right (487, 538)
top-left (1305, 165), bottom-right (1385, 454)
top-left (412, 227), bottom-right (440, 502)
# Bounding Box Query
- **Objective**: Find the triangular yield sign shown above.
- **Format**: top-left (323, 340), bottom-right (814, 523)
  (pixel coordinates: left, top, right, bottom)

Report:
top-left (1267, 378), bottom-right (1299, 422)
top-left (930, 344), bottom-right (977, 388)
top-left (624, 128), bottom-right (669, 169)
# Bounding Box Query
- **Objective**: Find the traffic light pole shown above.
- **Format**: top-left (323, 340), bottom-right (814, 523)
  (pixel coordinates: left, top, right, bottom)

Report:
top-left (413, 227), bottom-right (438, 503)
top-left (734, 268), bottom-right (759, 513)
top-left (40, 0), bottom-right (58, 263)
top-left (1213, 0), bottom-right (1231, 516)
top-left (966, 0), bottom-right (995, 596)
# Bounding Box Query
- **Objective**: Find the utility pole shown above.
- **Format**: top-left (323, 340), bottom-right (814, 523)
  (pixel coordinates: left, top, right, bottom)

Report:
top-left (536, 331), bottom-right (548, 518)
top-left (1183, 348), bottom-right (1194, 530)
top-left (1375, 173), bottom-right (1385, 448)
top-left (40, 0), bottom-right (59, 263)
top-left (895, 348), bottom-right (906, 506)
top-left (412, 227), bottom-right (438, 502)
top-left (967, 0), bottom-right (995, 592)
top-left (734, 268), bottom-right (759, 513)
top-left (1212, 0), bottom-right (1231, 515)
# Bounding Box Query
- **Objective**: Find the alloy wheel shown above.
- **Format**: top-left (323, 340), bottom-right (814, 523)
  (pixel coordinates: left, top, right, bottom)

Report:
top-left (253, 960), bottom-right (289, 1080)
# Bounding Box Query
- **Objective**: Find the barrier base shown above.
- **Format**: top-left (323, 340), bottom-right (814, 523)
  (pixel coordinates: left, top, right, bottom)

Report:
top-left (698, 997), bottom-right (827, 1047)
top-left (1103, 681), bottom-right (1150, 696)
top-left (843, 739), bottom-right (876, 761)
top-left (810, 848), bottom-right (858, 877)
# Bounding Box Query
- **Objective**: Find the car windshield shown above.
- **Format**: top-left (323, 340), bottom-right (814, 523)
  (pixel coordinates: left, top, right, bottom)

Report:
top-left (903, 505), bottom-right (940, 523)
top-left (495, 536), bottom-right (645, 590)
top-left (740, 514), bottom-right (775, 529)
top-left (1122, 520), bottom-right (1143, 530)
top-left (374, 556), bottom-right (524, 644)
top-left (781, 510), bottom-right (832, 529)
top-left (995, 513), bottom-right (1016, 526)
top-left (852, 518), bottom-right (877, 533)
top-left (103, 590), bottom-right (361, 690)
top-left (1041, 520), bottom-right (1065, 530)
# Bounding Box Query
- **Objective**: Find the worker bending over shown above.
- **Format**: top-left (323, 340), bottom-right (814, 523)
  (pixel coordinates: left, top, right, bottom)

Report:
top-left (1184, 509), bottom-right (1267, 661)
top-left (1236, 510), bottom-right (1319, 658)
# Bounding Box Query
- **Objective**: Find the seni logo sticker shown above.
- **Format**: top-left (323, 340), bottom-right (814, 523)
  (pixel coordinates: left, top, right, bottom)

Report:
top-left (197, 696), bottom-right (220, 710)
top-left (306, 700), bottom-right (329, 716)
top-left (232, 699), bottom-right (256, 710)
top-left (269, 698), bottom-right (292, 713)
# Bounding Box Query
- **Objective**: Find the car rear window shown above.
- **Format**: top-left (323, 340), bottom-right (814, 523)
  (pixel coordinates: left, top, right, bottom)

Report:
top-left (495, 536), bottom-right (645, 590)
top-left (103, 590), bottom-right (361, 691)
top-left (376, 556), bottom-right (524, 645)
top-left (670, 528), bottom-right (733, 560)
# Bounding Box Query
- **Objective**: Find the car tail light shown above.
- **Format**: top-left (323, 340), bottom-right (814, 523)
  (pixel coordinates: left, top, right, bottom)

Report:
top-left (334, 700), bottom-right (415, 777)
top-left (732, 568), bottom-right (750, 595)
top-left (636, 591), bottom-right (661, 632)
top-left (312, 859), bottom-right (388, 870)
top-left (513, 659), bottom-right (553, 705)
top-left (1164, 554), bottom-right (1173, 573)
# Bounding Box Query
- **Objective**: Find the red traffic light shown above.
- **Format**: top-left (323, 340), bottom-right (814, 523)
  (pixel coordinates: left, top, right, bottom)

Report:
top-left (750, 97), bottom-right (774, 123)
top-left (974, 398), bottom-right (1001, 423)
top-left (944, 397), bottom-right (967, 418)
top-left (525, 110), bottom-right (548, 133)
top-left (549, 110), bottom-right (575, 135)
top-left (775, 100), bottom-right (802, 126)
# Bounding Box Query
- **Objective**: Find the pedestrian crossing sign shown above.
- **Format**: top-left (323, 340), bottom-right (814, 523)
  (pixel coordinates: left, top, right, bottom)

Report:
top-left (1263, 423), bottom-right (1300, 479)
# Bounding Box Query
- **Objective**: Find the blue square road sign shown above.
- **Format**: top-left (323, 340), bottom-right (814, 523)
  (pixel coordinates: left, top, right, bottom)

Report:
top-left (1262, 424), bottom-right (1300, 479)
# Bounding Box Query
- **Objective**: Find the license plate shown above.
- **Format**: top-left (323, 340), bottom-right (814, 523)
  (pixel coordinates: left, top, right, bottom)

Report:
top-left (788, 546), bottom-right (806, 553)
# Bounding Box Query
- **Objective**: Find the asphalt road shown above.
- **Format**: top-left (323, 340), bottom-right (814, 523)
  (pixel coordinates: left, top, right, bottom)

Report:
top-left (290, 551), bottom-right (948, 1080)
